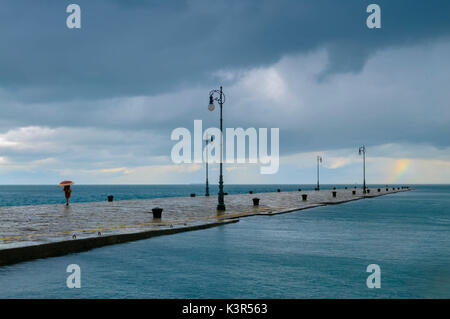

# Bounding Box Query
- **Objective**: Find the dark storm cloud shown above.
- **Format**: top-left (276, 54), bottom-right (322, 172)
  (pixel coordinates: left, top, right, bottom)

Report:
top-left (0, 0), bottom-right (449, 102)
top-left (0, 0), bottom-right (449, 182)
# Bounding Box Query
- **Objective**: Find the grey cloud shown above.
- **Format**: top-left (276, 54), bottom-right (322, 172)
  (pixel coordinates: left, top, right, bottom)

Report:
top-left (0, 0), bottom-right (449, 102)
top-left (2, 38), bottom-right (449, 158)
top-left (224, 41), bottom-right (450, 152)
top-left (0, 0), bottom-right (449, 184)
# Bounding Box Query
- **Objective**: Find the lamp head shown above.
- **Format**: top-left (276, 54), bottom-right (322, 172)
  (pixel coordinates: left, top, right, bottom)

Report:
top-left (208, 95), bottom-right (215, 111)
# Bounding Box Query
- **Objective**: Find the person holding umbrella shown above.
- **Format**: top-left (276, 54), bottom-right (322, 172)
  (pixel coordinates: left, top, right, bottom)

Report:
top-left (58, 181), bottom-right (74, 206)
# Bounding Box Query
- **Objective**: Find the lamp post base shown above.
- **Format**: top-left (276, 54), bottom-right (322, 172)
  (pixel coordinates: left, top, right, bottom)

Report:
top-left (217, 204), bottom-right (226, 211)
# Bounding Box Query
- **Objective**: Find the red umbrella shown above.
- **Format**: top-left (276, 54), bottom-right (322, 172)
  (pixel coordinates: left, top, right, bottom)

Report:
top-left (58, 180), bottom-right (74, 187)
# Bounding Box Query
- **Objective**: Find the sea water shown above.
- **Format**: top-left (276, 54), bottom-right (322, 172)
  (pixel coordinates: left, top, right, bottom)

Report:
top-left (0, 185), bottom-right (449, 298)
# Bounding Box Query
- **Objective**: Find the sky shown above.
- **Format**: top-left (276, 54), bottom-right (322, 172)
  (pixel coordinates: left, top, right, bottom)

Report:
top-left (0, 0), bottom-right (449, 184)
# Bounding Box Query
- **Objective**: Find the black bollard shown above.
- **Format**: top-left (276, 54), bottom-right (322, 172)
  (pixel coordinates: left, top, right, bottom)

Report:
top-left (352, 190), bottom-right (356, 195)
top-left (298, 188), bottom-right (302, 192)
top-left (152, 207), bottom-right (163, 219)
top-left (107, 195), bottom-right (114, 202)
top-left (333, 187), bottom-right (336, 190)
top-left (249, 191), bottom-right (253, 194)
top-left (332, 191), bottom-right (337, 198)
top-left (367, 189), bottom-right (370, 193)
top-left (386, 188), bottom-right (389, 191)
top-left (190, 193), bottom-right (196, 197)
top-left (302, 194), bottom-right (307, 201)
top-left (277, 189), bottom-right (281, 192)
top-left (378, 188), bottom-right (381, 192)
top-left (252, 198), bottom-right (260, 206)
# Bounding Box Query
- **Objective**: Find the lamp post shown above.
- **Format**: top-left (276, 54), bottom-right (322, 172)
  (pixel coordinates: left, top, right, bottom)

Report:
top-left (316, 155), bottom-right (322, 191)
top-left (359, 145), bottom-right (366, 194)
top-left (205, 135), bottom-right (214, 197)
top-left (208, 86), bottom-right (226, 211)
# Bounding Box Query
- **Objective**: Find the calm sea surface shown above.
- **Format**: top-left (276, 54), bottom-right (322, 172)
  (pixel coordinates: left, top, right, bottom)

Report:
top-left (0, 184), bottom-right (449, 298)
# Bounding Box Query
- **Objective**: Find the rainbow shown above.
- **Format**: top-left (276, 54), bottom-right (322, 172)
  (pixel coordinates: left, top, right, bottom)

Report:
top-left (391, 159), bottom-right (410, 183)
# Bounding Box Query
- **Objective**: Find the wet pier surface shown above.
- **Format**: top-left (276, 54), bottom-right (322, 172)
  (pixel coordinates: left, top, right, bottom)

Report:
top-left (0, 187), bottom-right (409, 265)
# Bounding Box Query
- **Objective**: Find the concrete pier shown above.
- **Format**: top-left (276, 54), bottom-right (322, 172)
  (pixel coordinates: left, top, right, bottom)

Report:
top-left (0, 187), bottom-right (409, 266)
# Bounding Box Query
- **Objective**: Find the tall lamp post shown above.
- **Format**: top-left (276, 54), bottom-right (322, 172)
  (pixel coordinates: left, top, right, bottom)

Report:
top-left (359, 145), bottom-right (366, 194)
top-left (205, 135), bottom-right (214, 197)
top-left (316, 155), bottom-right (322, 191)
top-left (208, 86), bottom-right (226, 211)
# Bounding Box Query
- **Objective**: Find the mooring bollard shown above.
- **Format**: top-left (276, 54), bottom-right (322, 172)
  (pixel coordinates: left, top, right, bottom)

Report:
top-left (252, 198), bottom-right (260, 206)
top-left (386, 188), bottom-right (389, 191)
top-left (107, 195), bottom-right (114, 202)
top-left (298, 188), bottom-right (302, 192)
top-left (249, 191), bottom-right (253, 194)
top-left (152, 207), bottom-right (163, 219)
top-left (190, 193), bottom-right (196, 197)
top-left (277, 189), bottom-right (281, 192)
top-left (367, 189), bottom-right (370, 193)
top-left (352, 190), bottom-right (356, 195)
top-left (378, 188), bottom-right (381, 192)
top-left (302, 194), bottom-right (307, 201)
top-left (332, 191), bottom-right (337, 198)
